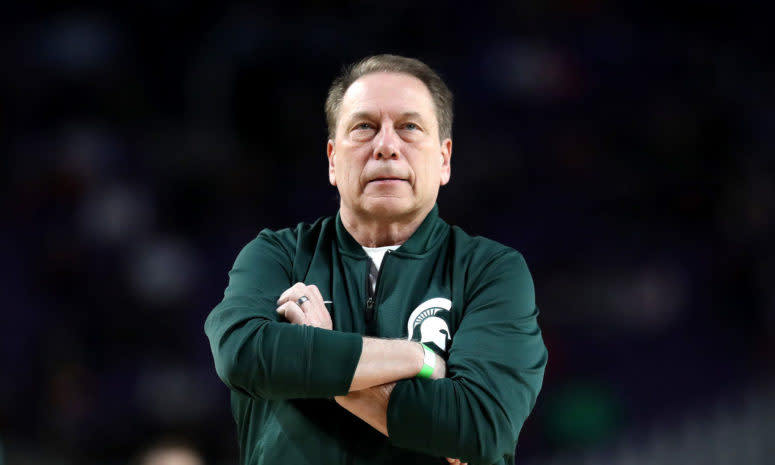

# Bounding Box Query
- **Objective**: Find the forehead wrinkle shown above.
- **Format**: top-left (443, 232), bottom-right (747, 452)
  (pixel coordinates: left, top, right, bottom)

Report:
top-left (348, 111), bottom-right (379, 121)
top-left (347, 111), bottom-right (426, 122)
top-left (399, 111), bottom-right (423, 120)
top-left (339, 73), bottom-right (438, 131)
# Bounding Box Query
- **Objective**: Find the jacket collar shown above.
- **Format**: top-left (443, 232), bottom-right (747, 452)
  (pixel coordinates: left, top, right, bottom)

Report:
top-left (335, 204), bottom-right (449, 258)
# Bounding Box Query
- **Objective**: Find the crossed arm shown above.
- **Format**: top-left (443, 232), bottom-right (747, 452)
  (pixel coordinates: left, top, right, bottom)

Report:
top-left (276, 282), bottom-right (464, 465)
top-left (275, 283), bottom-right (447, 391)
top-left (205, 236), bottom-right (545, 465)
top-left (276, 283), bottom-right (444, 427)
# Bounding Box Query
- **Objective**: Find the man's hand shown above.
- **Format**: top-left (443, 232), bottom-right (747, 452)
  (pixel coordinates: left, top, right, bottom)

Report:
top-left (445, 458), bottom-right (468, 465)
top-left (335, 382), bottom-right (395, 436)
top-left (276, 282), bottom-right (332, 330)
top-left (336, 381), bottom-right (465, 464)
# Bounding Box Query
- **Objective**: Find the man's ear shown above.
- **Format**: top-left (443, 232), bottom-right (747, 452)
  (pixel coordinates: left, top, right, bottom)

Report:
top-left (439, 138), bottom-right (452, 186)
top-left (327, 140), bottom-right (337, 186)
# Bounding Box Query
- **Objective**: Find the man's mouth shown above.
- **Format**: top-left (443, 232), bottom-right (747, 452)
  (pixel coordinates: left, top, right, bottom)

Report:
top-left (369, 177), bottom-right (407, 183)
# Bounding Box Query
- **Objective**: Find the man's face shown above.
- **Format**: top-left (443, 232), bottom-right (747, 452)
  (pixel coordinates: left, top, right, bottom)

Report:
top-left (327, 72), bottom-right (452, 222)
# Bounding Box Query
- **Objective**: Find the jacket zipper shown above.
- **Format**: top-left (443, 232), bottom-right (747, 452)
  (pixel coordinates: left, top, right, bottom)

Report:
top-left (365, 296), bottom-right (375, 322)
top-left (365, 250), bottom-right (391, 325)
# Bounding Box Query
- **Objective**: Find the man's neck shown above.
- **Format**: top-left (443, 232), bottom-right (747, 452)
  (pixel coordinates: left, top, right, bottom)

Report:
top-left (339, 205), bottom-right (432, 248)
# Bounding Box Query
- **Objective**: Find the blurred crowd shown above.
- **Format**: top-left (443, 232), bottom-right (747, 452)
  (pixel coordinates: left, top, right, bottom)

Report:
top-left (2, 2), bottom-right (773, 464)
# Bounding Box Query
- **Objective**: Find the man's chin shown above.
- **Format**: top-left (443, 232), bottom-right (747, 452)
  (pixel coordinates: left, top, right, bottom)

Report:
top-left (360, 197), bottom-right (416, 219)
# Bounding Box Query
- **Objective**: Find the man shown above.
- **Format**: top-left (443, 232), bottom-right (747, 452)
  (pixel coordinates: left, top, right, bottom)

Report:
top-left (205, 54), bottom-right (547, 465)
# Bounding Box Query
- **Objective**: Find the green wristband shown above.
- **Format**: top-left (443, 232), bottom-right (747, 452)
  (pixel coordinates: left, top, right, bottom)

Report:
top-left (416, 344), bottom-right (435, 379)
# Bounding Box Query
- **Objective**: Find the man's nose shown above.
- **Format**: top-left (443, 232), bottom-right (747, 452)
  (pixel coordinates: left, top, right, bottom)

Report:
top-left (373, 125), bottom-right (400, 159)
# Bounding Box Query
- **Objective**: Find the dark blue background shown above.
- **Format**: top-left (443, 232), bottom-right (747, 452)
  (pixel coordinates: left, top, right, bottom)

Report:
top-left (2, 2), bottom-right (772, 464)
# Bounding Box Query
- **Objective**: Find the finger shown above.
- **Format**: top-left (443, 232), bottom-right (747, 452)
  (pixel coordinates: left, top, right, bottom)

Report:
top-left (307, 284), bottom-right (325, 307)
top-left (277, 282), bottom-right (307, 305)
top-left (292, 286), bottom-right (314, 309)
top-left (276, 301), bottom-right (293, 317)
top-left (277, 282), bottom-right (306, 305)
top-left (277, 301), bottom-right (305, 325)
top-left (305, 284), bottom-right (332, 329)
top-left (305, 285), bottom-right (327, 316)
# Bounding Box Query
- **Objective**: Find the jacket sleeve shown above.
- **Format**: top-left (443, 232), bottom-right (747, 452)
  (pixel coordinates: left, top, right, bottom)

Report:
top-left (386, 250), bottom-right (547, 465)
top-left (204, 231), bottom-right (363, 400)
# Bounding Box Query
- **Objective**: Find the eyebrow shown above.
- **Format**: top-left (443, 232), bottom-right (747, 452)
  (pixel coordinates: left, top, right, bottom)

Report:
top-left (348, 111), bottom-right (425, 121)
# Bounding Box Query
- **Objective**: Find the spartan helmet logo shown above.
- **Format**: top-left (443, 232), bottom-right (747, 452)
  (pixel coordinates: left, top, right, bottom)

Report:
top-left (406, 298), bottom-right (452, 352)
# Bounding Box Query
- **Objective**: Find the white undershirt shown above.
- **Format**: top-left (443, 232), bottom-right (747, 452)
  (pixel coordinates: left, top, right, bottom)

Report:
top-left (362, 245), bottom-right (400, 293)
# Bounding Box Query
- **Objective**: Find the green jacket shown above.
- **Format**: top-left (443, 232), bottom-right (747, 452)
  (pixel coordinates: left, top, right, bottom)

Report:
top-left (205, 205), bottom-right (547, 465)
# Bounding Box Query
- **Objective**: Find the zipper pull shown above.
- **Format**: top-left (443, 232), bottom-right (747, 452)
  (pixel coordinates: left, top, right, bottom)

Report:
top-left (365, 297), bottom-right (375, 322)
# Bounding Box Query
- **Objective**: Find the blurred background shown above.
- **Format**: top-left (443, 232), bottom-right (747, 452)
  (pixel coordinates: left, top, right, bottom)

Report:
top-left (2, 2), bottom-right (773, 464)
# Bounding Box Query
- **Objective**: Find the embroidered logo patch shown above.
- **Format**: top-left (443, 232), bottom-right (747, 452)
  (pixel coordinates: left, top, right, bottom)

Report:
top-left (406, 297), bottom-right (452, 352)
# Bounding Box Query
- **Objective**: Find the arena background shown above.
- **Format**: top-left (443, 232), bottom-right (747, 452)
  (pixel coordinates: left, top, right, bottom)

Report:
top-left (2, 2), bottom-right (773, 464)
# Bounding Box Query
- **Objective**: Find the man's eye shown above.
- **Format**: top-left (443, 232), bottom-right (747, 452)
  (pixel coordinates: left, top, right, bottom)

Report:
top-left (354, 123), bottom-right (372, 130)
top-left (404, 123), bottom-right (418, 130)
